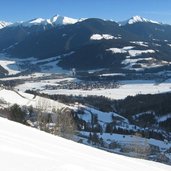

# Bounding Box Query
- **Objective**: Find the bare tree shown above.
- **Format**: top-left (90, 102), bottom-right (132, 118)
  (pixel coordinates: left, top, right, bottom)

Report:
top-left (36, 99), bottom-right (50, 132)
top-left (54, 107), bottom-right (77, 140)
top-left (132, 133), bottom-right (151, 159)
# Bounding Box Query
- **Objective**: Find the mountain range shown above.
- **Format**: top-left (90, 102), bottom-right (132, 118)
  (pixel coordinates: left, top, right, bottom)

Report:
top-left (0, 15), bottom-right (171, 73)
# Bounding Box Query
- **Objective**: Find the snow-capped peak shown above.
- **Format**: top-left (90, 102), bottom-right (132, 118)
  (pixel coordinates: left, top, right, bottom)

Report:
top-left (119, 16), bottom-right (160, 26)
top-left (50, 15), bottom-right (78, 25)
top-left (9, 15), bottom-right (79, 28)
top-left (0, 21), bottom-right (12, 29)
top-left (21, 18), bottom-right (51, 27)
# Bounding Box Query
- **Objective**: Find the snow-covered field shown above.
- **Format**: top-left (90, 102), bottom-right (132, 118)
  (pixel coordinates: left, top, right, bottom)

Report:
top-left (0, 117), bottom-right (170, 171)
top-left (106, 46), bottom-right (155, 57)
top-left (0, 53), bottom-right (69, 76)
top-left (90, 34), bottom-right (121, 40)
top-left (0, 55), bottom-right (21, 75)
top-left (0, 89), bottom-right (66, 110)
top-left (16, 79), bottom-right (171, 99)
top-left (130, 41), bottom-right (149, 47)
top-left (81, 132), bottom-right (171, 151)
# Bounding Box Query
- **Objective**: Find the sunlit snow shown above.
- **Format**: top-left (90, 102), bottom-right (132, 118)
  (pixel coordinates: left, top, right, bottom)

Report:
top-left (0, 117), bottom-right (170, 171)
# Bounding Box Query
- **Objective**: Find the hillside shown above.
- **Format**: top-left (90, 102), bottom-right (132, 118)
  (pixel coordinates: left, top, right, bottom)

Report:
top-left (0, 15), bottom-right (171, 73)
top-left (0, 87), bottom-right (171, 164)
top-left (0, 117), bottom-right (171, 171)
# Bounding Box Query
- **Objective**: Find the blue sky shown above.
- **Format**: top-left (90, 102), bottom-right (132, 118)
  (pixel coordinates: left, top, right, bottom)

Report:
top-left (0, 0), bottom-right (171, 24)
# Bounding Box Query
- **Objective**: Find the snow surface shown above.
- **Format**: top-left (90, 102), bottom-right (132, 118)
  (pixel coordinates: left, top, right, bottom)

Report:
top-left (21, 18), bottom-right (50, 27)
top-left (122, 57), bottom-right (154, 65)
top-left (90, 34), bottom-right (115, 40)
top-left (0, 21), bottom-right (12, 29)
top-left (90, 34), bottom-right (122, 40)
top-left (0, 53), bottom-right (71, 76)
top-left (130, 41), bottom-right (149, 47)
top-left (50, 15), bottom-right (78, 25)
top-left (0, 89), bottom-right (66, 110)
top-left (128, 49), bottom-right (155, 57)
top-left (0, 117), bottom-right (170, 171)
top-left (119, 16), bottom-right (160, 26)
top-left (123, 46), bottom-right (135, 50)
top-left (122, 57), bottom-right (170, 71)
top-left (81, 132), bottom-right (171, 151)
top-left (106, 48), bottom-right (127, 53)
top-left (106, 47), bottom-right (155, 57)
top-left (20, 79), bottom-right (171, 100)
top-left (10, 15), bottom-right (79, 27)
top-left (100, 73), bottom-right (126, 77)
top-left (0, 57), bottom-right (21, 75)
top-left (158, 114), bottom-right (171, 122)
top-left (106, 46), bottom-right (134, 54)
top-left (75, 104), bottom-right (128, 125)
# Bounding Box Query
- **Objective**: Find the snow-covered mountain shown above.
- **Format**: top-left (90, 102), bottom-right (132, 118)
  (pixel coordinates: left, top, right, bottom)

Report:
top-left (50, 15), bottom-right (79, 25)
top-left (0, 14), bottom-right (171, 72)
top-left (0, 21), bottom-right (12, 29)
top-left (119, 15), bottom-right (160, 26)
top-left (0, 15), bottom-right (164, 29)
top-left (18, 18), bottom-right (51, 27)
top-left (10, 15), bottom-right (79, 27)
top-left (0, 117), bottom-right (170, 171)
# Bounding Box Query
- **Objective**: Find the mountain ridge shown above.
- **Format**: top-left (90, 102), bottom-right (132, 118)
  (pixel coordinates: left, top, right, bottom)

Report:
top-left (0, 14), bottom-right (169, 30)
top-left (0, 21), bottom-right (12, 29)
top-left (118, 15), bottom-right (161, 26)
top-left (0, 14), bottom-right (171, 73)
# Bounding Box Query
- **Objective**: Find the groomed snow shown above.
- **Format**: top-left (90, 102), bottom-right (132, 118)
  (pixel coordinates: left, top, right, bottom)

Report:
top-left (0, 117), bottom-right (170, 171)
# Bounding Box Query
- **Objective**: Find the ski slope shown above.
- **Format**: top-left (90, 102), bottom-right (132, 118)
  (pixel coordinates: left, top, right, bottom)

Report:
top-left (0, 117), bottom-right (170, 171)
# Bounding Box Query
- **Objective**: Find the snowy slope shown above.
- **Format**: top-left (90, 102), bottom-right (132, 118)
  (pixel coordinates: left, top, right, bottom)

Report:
top-left (0, 117), bottom-right (170, 171)
top-left (10, 15), bottom-right (79, 27)
top-left (0, 21), bottom-right (12, 29)
top-left (119, 16), bottom-right (160, 26)
top-left (21, 18), bottom-right (51, 27)
top-left (50, 15), bottom-right (78, 25)
top-left (0, 89), bottom-right (66, 110)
